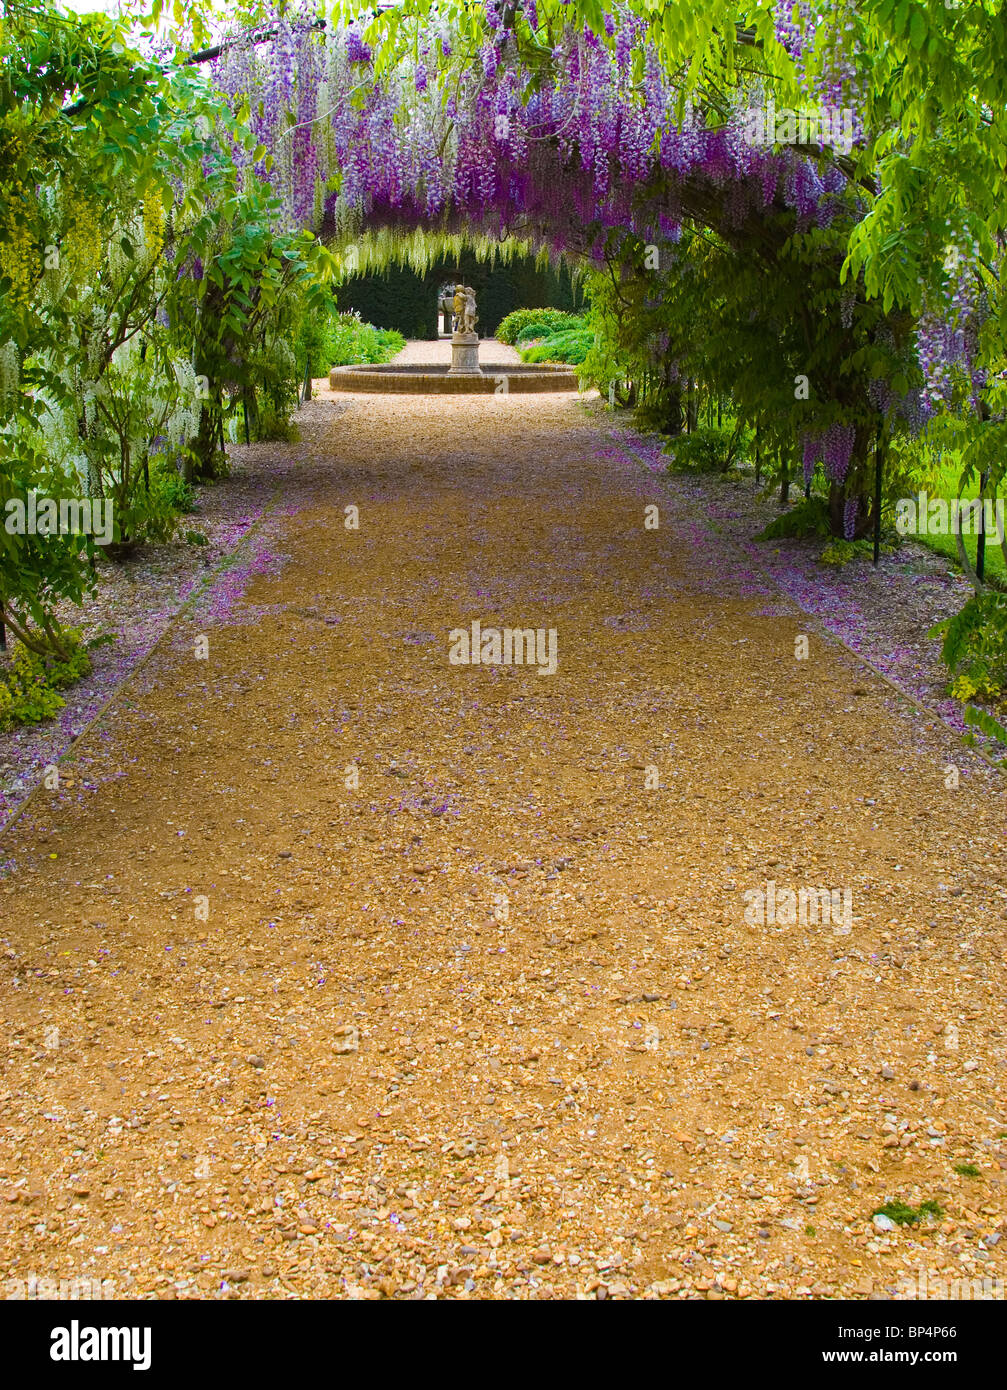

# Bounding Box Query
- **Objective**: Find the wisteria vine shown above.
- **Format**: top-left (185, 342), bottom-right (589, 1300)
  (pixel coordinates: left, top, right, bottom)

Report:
top-left (199, 0), bottom-right (987, 519)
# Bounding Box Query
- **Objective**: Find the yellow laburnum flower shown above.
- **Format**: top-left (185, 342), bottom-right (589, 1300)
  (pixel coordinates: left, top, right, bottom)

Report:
top-left (64, 194), bottom-right (104, 280)
top-left (143, 186), bottom-right (165, 256)
top-left (0, 206), bottom-right (35, 307)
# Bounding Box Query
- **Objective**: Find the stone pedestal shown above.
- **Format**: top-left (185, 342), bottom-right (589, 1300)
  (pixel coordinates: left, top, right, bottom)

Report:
top-left (448, 331), bottom-right (482, 375)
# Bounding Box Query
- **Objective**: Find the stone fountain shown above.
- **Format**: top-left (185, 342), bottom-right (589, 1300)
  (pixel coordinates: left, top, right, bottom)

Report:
top-left (328, 285), bottom-right (580, 395)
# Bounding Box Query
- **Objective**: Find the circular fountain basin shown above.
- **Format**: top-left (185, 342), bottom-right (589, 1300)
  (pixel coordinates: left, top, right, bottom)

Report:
top-left (328, 362), bottom-right (580, 394)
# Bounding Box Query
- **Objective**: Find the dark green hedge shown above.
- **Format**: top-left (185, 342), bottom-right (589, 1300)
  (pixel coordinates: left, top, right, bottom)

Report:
top-left (337, 251), bottom-right (583, 339)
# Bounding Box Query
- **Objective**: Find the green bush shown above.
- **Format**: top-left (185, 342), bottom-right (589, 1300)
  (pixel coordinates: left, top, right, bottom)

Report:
top-left (665, 424), bottom-right (750, 475)
top-left (114, 474), bottom-right (187, 548)
top-left (109, 463), bottom-right (201, 549)
top-left (515, 318), bottom-right (584, 346)
top-left (150, 466), bottom-right (198, 515)
top-left (255, 408), bottom-right (300, 443)
top-left (496, 308), bottom-right (585, 346)
top-left (0, 632), bottom-right (92, 731)
top-left (931, 589), bottom-right (1007, 708)
top-left (520, 326), bottom-right (594, 365)
top-left (317, 311), bottom-right (405, 370)
top-left (756, 497), bottom-right (833, 540)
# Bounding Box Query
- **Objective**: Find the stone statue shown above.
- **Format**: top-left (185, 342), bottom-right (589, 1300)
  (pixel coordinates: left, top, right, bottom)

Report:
top-left (452, 284), bottom-right (466, 331)
top-left (461, 285), bottom-right (478, 335)
top-left (447, 284), bottom-right (481, 373)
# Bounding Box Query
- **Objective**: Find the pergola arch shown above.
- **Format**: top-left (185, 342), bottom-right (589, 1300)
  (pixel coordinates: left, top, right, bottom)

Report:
top-left (200, 4), bottom-right (920, 534)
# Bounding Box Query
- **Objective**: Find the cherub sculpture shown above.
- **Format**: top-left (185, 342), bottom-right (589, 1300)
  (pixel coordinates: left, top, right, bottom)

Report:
top-left (461, 285), bottom-right (478, 335)
top-left (452, 283), bottom-right (466, 332)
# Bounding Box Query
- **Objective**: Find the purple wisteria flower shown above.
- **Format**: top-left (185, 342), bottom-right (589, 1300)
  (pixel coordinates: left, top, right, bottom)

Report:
top-left (345, 29), bottom-right (371, 64)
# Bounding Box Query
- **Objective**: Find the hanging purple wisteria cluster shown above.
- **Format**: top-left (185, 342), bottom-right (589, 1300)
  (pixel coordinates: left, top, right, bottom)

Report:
top-left (867, 326), bottom-right (936, 431)
top-left (203, 0), bottom-right (962, 445)
top-left (774, 0), bottom-right (867, 145)
top-left (915, 245), bottom-right (987, 416)
top-left (801, 422), bottom-right (856, 485)
top-left (206, 0), bottom-right (866, 261)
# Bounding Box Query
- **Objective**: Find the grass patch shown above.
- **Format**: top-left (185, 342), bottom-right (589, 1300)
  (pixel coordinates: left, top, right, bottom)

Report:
top-left (872, 1197), bottom-right (943, 1226)
top-left (820, 536), bottom-right (898, 565)
top-left (906, 460), bottom-right (1007, 584)
top-left (664, 424), bottom-right (750, 475)
top-left (952, 1162), bottom-right (981, 1178)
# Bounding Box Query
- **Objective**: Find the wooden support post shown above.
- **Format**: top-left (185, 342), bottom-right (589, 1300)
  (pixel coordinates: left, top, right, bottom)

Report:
top-left (977, 469), bottom-right (988, 583)
top-left (873, 426), bottom-right (884, 566)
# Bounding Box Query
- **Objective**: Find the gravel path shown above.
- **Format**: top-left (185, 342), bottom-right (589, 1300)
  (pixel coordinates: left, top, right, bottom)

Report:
top-left (0, 400), bottom-right (351, 834)
top-left (391, 337), bottom-right (521, 366)
top-left (0, 368), bottom-right (1004, 1301)
top-left (607, 430), bottom-right (1000, 753)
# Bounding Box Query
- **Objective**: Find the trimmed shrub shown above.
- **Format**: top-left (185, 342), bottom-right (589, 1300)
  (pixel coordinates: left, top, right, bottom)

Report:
top-left (520, 326), bottom-right (594, 365)
top-left (496, 308), bottom-right (585, 345)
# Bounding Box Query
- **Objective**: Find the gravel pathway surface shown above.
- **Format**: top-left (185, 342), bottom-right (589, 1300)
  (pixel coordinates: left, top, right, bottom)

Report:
top-left (0, 364), bottom-right (1004, 1301)
top-left (391, 338), bottom-right (521, 366)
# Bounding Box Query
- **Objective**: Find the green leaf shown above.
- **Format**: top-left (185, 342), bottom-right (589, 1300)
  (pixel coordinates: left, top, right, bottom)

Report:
top-left (964, 705), bottom-right (1007, 746)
